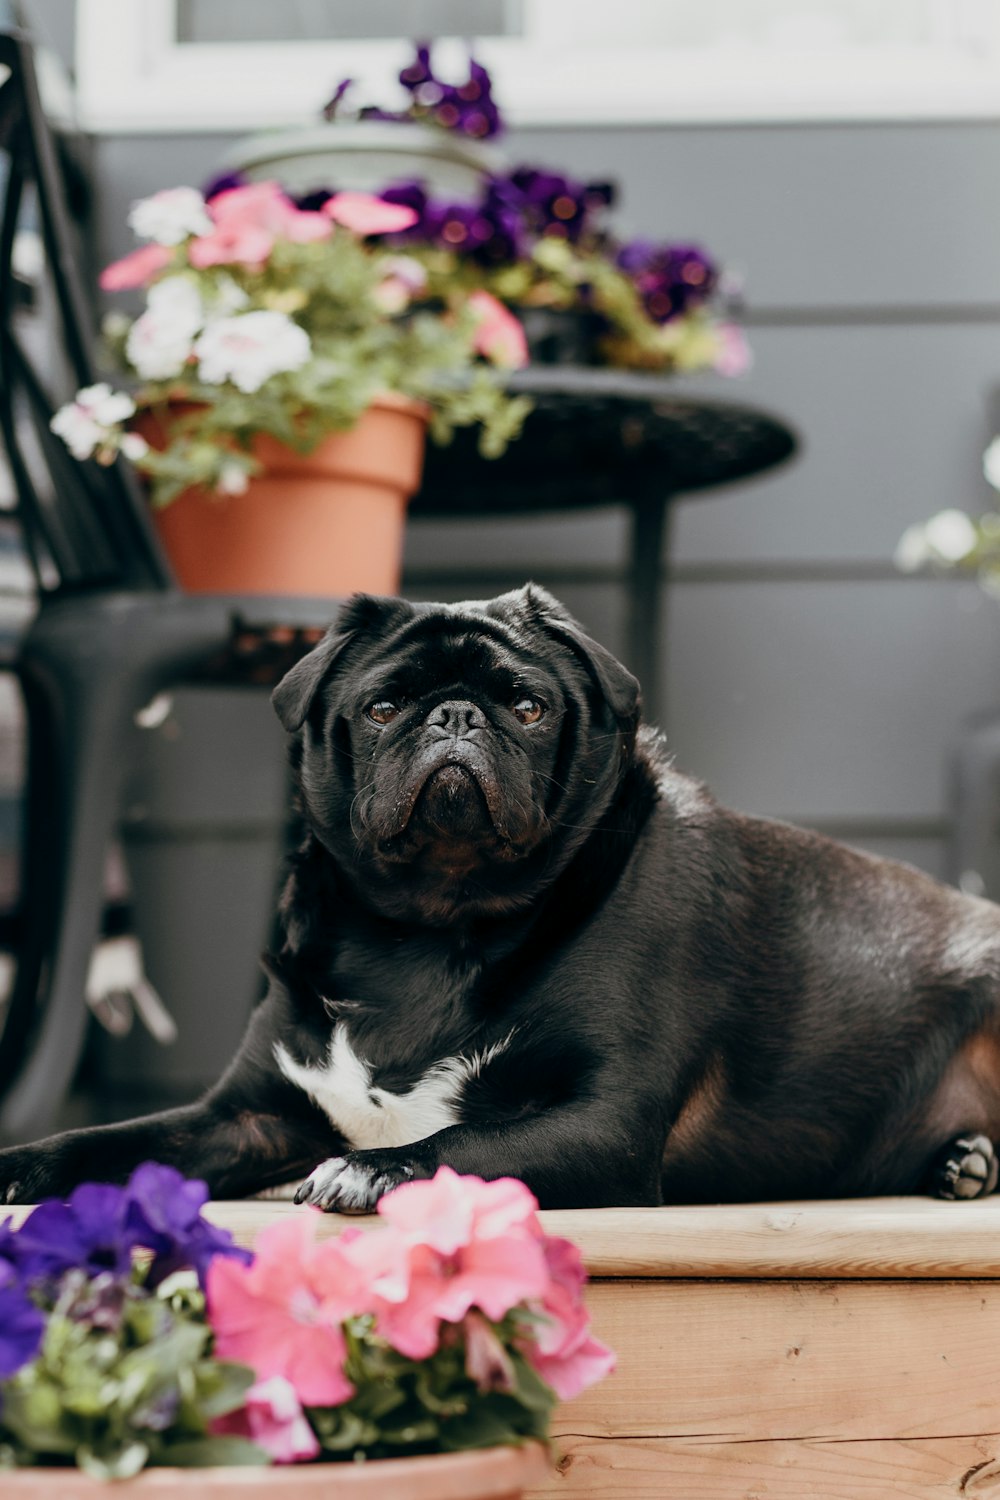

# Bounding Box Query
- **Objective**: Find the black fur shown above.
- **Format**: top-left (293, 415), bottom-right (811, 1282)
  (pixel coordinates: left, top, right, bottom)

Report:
top-left (4, 583), bottom-right (1000, 1212)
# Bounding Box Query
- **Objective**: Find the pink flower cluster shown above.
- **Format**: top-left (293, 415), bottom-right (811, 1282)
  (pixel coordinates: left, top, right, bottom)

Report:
top-left (100, 182), bottom-right (420, 290)
top-left (206, 1167), bottom-right (613, 1463)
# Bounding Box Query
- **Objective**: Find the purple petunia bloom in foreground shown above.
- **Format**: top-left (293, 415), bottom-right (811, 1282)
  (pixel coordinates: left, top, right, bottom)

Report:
top-left (3, 1162), bottom-right (249, 1294)
top-left (124, 1161), bottom-right (252, 1286)
top-left (0, 1282), bottom-right (44, 1378)
top-left (8, 1181), bottom-right (135, 1282)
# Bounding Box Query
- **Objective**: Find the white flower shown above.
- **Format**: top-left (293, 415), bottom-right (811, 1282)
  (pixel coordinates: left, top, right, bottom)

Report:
top-left (984, 436), bottom-right (1000, 492)
top-left (193, 310), bottom-right (311, 394)
top-left (50, 383), bottom-right (135, 460)
top-left (126, 275), bottom-right (204, 380)
top-left (128, 186), bottom-right (213, 245)
top-left (894, 523), bottom-right (931, 573)
top-left (924, 508), bottom-right (979, 563)
top-left (217, 460), bottom-right (250, 495)
top-left (120, 433), bottom-right (150, 462)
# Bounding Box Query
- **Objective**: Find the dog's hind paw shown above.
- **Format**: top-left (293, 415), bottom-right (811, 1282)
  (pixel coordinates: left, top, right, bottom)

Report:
top-left (293, 1153), bottom-right (415, 1213)
top-left (930, 1133), bottom-right (999, 1200)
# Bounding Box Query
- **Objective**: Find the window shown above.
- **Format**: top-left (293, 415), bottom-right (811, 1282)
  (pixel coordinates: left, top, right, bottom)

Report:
top-left (75, 0), bottom-right (1000, 131)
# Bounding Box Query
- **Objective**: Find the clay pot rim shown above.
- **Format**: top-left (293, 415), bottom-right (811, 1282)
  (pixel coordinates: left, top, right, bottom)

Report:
top-left (1, 1441), bottom-right (550, 1494)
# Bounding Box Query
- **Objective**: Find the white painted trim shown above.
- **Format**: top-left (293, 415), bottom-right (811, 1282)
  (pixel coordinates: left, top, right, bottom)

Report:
top-left (75, 0), bottom-right (1000, 132)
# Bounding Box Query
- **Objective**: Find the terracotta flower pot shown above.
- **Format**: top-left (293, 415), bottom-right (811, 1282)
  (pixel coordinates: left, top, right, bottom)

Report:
top-left (2, 1443), bottom-right (549, 1499)
top-left (142, 395), bottom-right (427, 597)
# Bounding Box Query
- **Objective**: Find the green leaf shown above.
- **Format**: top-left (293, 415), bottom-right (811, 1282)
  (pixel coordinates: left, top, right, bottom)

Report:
top-left (77, 1440), bottom-right (149, 1481)
top-left (189, 1360), bottom-right (257, 1420)
top-left (509, 1351), bottom-right (558, 1416)
top-left (437, 1403), bottom-right (528, 1452)
top-left (160, 1436), bottom-right (272, 1468)
top-left (312, 1407), bottom-right (380, 1453)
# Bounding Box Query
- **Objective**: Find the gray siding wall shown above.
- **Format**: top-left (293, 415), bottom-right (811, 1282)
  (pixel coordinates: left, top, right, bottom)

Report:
top-left (90, 117), bottom-right (1000, 883)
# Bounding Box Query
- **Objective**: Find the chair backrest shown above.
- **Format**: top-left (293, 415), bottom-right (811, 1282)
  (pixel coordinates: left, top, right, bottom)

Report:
top-left (0, 26), bottom-right (174, 595)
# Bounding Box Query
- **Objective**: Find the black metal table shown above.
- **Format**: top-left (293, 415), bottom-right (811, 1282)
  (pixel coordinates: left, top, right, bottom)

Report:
top-left (413, 367), bottom-right (798, 720)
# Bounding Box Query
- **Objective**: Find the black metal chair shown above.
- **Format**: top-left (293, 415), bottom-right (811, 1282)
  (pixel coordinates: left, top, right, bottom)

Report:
top-left (0, 25), bottom-right (321, 1142)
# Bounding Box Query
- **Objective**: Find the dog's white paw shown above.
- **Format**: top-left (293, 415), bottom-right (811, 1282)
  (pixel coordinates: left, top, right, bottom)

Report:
top-left (293, 1154), bottom-right (414, 1213)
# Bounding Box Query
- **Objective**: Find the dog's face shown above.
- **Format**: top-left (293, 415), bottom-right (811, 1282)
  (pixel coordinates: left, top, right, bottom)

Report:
top-left (273, 584), bottom-right (640, 924)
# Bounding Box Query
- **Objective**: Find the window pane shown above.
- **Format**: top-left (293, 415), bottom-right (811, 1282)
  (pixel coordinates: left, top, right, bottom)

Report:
top-left (175, 0), bottom-right (522, 44)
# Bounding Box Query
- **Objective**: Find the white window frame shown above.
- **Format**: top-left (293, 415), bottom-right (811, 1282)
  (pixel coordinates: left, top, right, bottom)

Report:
top-left (75, 0), bottom-right (1000, 133)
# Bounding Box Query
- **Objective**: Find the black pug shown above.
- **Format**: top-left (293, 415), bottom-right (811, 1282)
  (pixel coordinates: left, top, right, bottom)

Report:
top-left (2, 583), bottom-right (1000, 1211)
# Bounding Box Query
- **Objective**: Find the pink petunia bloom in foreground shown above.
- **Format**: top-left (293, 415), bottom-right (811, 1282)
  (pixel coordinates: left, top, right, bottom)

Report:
top-left (521, 1234), bottom-right (616, 1400)
top-left (99, 242), bottom-right (173, 291)
top-left (206, 1215), bottom-right (356, 1406)
top-left (467, 290), bottom-right (529, 368)
top-left (377, 1164), bottom-right (540, 1254)
top-left (211, 1375), bottom-right (320, 1463)
top-left (370, 1168), bottom-right (550, 1359)
top-left (323, 191), bottom-right (420, 236)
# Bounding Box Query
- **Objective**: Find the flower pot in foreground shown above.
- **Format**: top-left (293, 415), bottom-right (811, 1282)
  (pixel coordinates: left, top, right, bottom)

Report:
top-left (2, 1442), bottom-right (549, 1500)
top-left (147, 396), bottom-right (427, 596)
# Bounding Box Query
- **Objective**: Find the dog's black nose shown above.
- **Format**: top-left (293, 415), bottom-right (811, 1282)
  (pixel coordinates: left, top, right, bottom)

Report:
top-left (425, 701), bottom-right (486, 737)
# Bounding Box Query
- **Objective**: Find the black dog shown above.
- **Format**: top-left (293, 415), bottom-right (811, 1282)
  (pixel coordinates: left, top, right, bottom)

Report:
top-left (2, 583), bottom-right (1000, 1211)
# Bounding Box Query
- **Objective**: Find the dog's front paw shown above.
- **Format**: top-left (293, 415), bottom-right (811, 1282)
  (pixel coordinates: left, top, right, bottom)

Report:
top-left (293, 1151), bottom-right (418, 1213)
top-left (931, 1133), bottom-right (999, 1200)
top-left (0, 1147), bottom-right (62, 1206)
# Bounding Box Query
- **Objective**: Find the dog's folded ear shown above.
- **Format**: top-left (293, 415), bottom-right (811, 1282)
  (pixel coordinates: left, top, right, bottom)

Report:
top-left (499, 583), bottom-right (641, 724)
top-left (272, 593), bottom-right (415, 732)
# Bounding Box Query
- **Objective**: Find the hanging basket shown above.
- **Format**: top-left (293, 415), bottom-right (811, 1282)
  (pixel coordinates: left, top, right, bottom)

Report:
top-left (221, 120), bottom-right (504, 201)
top-left (142, 395), bottom-right (427, 597)
top-left (1, 1442), bottom-right (550, 1499)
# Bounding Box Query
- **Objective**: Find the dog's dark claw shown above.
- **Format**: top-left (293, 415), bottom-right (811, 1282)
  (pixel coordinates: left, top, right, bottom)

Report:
top-left (931, 1133), bottom-right (999, 1200)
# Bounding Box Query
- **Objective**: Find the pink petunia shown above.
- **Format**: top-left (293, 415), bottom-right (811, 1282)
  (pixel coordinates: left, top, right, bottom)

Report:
top-left (99, 243), bottom-right (173, 291)
top-left (211, 1375), bottom-right (320, 1464)
top-left (467, 291), bottom-right (529, 368)
top-left (188, 223), bottom-right (275, 270)
top-left (206, 1216), bottom-right (356, 1406)
top-left (323, 191), bottom-right (420, 236)
top-left (521, 1235), bottom-right (616, 1400)
top-left (377, 1164), bottom-right (540, 1254)
top-left (713, 322), bottom-right (753, 378)
top-left (370, 1168), bottom-right (550, 1359)
top-left (463, 1311), bottom-right (516, 1394)
top-left (189, 181), bottom-right (331, 268)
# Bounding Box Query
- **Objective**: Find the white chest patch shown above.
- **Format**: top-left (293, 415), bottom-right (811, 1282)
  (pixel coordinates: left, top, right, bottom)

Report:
top-left (274, 1022), bottom-right (514, 1151)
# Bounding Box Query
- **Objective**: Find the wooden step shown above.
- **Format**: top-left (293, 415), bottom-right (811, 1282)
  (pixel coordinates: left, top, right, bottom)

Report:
top-left (205, 1198), bottom-right (1000, 1500)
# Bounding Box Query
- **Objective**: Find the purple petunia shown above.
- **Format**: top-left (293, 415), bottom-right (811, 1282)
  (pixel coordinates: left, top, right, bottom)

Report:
top-left (0, 1282), bottom-right (44, 1378)
top-left (124, 1161), bottom-right (251, 1287)
top-left (2, 1162), bottom-right (249, 1297)
top-left (9, 1182), bottom-right (134, 1282)
top-left (616, 239), bottom-right (718, 322)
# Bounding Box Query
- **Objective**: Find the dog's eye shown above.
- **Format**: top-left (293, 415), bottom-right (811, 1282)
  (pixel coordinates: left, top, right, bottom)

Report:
top-left (367, 700), bottom-right (399, 725)
top-left (512, 697), bottom-right (545, 725)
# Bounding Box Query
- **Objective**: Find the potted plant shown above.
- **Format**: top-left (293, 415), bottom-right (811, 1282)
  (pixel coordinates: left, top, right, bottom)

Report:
top-left (50, 43), bottom-right (747, 598)
top-left (0, 1163), bottom-right (613, 1494)
top-left (50, 181), bottom-right (532, 596)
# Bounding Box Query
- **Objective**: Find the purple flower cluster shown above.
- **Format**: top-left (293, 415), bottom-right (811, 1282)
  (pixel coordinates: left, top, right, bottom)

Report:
top-left (0, 1163), bottom-right (250, 1384)
top-left (344, 168), bottom-right (613, 268)
top-left (326, 44), bottom-right (504, 139)
top-left (615, 241), bottom-right (718, 322)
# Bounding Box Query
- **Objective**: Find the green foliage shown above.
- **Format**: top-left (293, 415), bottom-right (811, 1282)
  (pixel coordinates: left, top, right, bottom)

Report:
top-left (0, 1270), bottom-right (263, 1477)
top-left (307, 1314), bottom-right (555, 1463)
